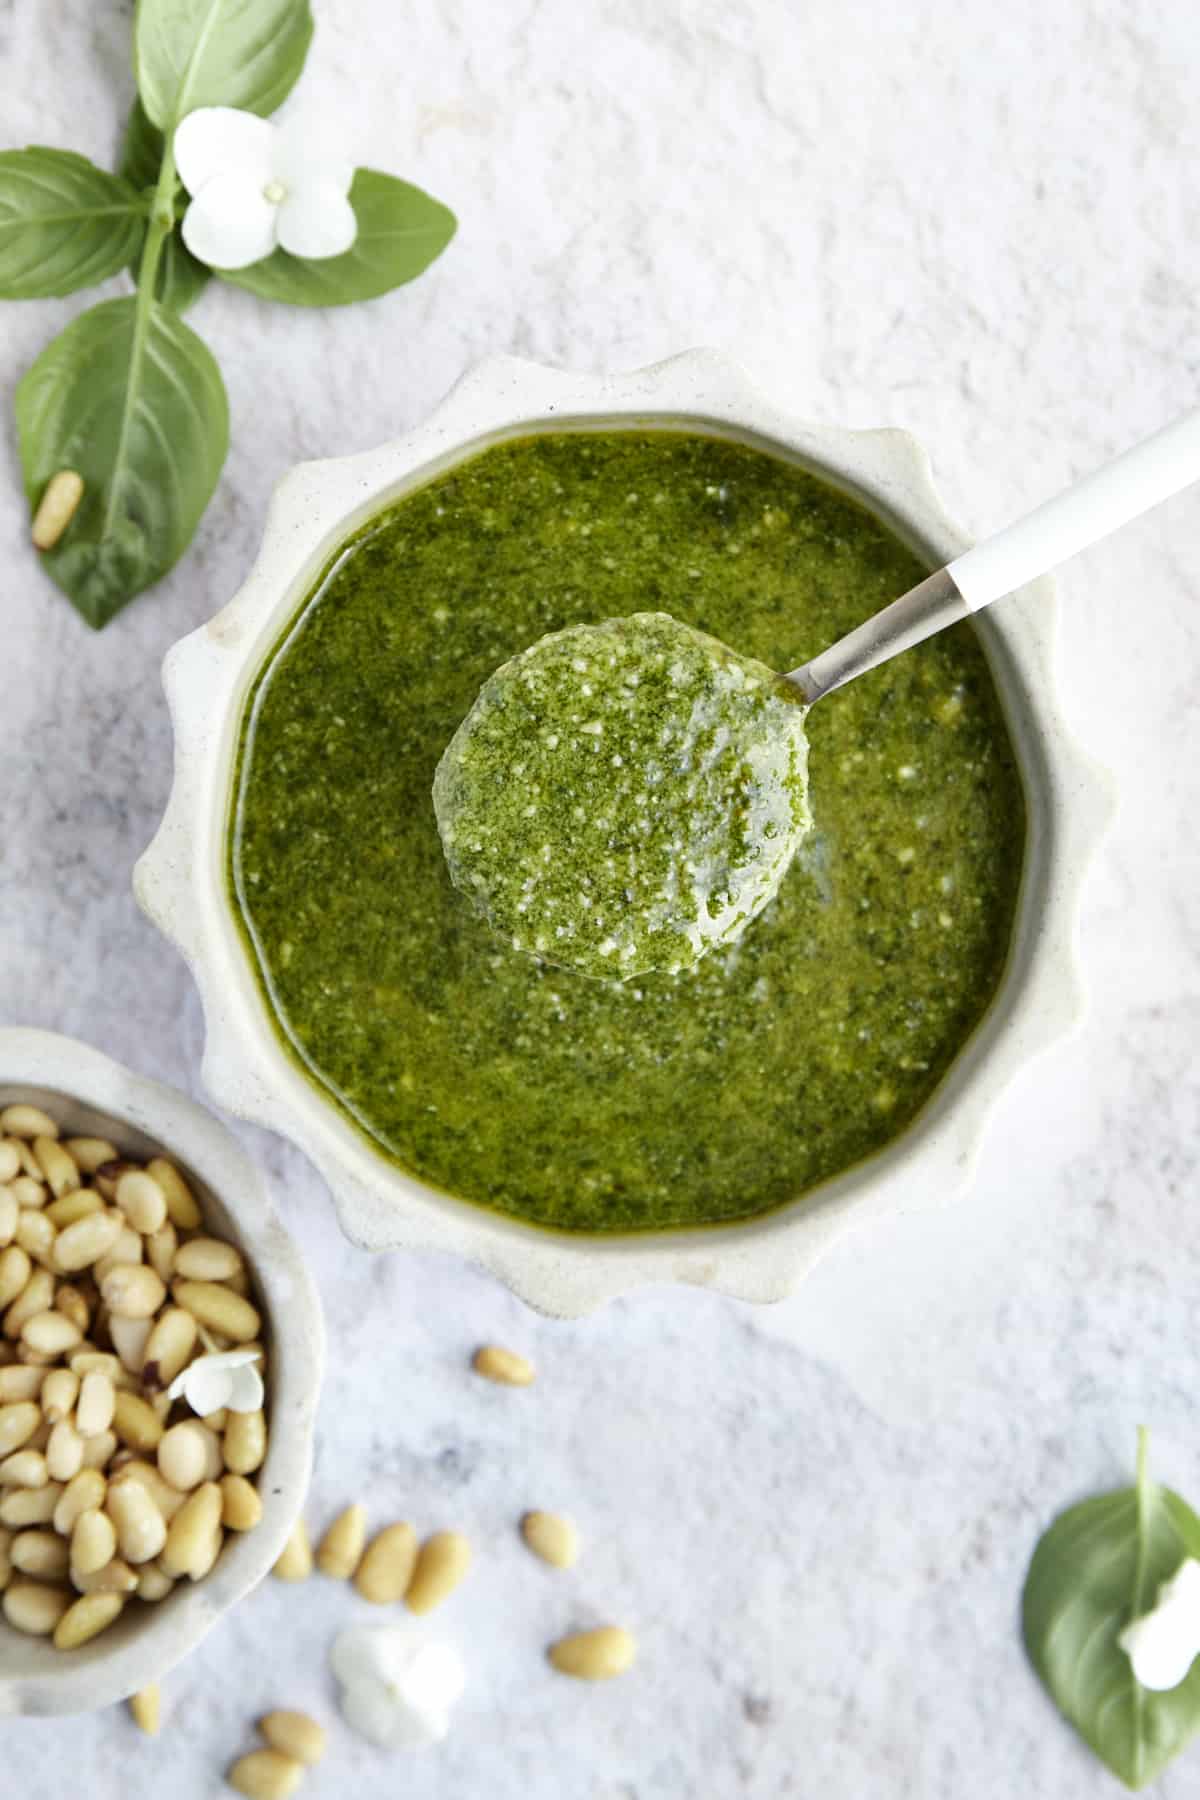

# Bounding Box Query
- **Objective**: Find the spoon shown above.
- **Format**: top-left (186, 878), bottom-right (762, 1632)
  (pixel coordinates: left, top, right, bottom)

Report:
top-left (787, 408), bottom-right (1200, 704)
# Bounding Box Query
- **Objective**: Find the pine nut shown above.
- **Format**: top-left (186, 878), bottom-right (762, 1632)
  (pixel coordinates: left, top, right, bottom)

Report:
top-left (76, 1371), bottom-right (115, 1437)
top-left (22, 1310), bottom-right (83, 1357)
top-left (3, 1578), bottom-right (70, 1634)
top-left (0, 1187), bottom-right (17, 1246)
top-left (129, 1683), bottom-right (161, 1734)
top-left (70, 1507), bottom-right (118, 1576)
top-left (0, 1449), bottom-right (48, 1488)
top-left (112, 1390), bottom-right (163, 1452)
top-left (45, 1189), bottom-right (102, 1230)
top-left (45, 1420), bottom-right (84, 1482)
top-left (54, 1211), bottom-right (122, 1273)
top-left (79, 1428), bottom-right (117, 1471)
top-left (161, 1481), bottom-right (222, 1578)
top-left (109, 1312), bottom-right (153, 1374)
top-left (158, 1422), bottom-right (209, 1491)
top-left (11, 1174), bottom-right (46, 1208)
top-left (55, 1469), bottom-right (106, 1535)
top-left (30, 469), bottom-right (85, 552)
top-left (101, 1263), bottom-right (165, 1320)
top-left (227, 1749), bottom-right (304, 1800)
top-left (0, 1525), bottom-right (10, 1589)
top-left (107, 1479), bottom-right (167, 1563)
top-left (54, 1588), bottom-right (125, 1649)
top-left (136, 1562), bottom-right (174, 1601)
top-left (70, 1349), bottom-right (121, 1380)
top-left (405, 1530), bottom-right (472, 1615)
top-left (204, 1407), bottom-right (229, 1432)
top-left (219, 1473), bottom-right (262, 1532)
top-left (92, 1160), bottom-right (132, 1201)
top-left (11, 1528), bottom-right (70, 1579)
top-left (33, 1138), bottom-right (80, 1199)
top-left (65, 1139), bottom-right (118, 1175)
top-left (173, 1237), bottom-right (242, 1281)
top-left (193, 1423), bottom-right (224, 1481)
top-left (55, 1283), bottom-right (90, 1334)
top-left (4, 1266), bottom-right (54, 1337)
top-left (173, 1279), bottom-right (259, 1343)
top-left (146, 1221), bottom-right (177, 1284)
top-left (146, 1159), bottom-right (202, 1230)
top-left (141, 1306), bottom-right (196, 1391)
top-left (316, 1503), bottom-right (366, 1580)
top-left (260, 1711), bottom-right (326, 1765)
top-left (112, 1169), bottom-right (166, 1235)
top-left (188, 1521), bottom-right (223, 1581)
top-left (0, 1143), bottom-right (20, 1183)
top-left (72, 1557), bottom-right (137, 1594)
top-left (547, 1625), bottom-right (637, 1680)
top-left (15, 1211), bottom-right (56, 1268)
top-left (223, 1408), bottom-right (266, 1475)
top-left (0, 1106), bottom-right (58, 1141)
top-left (94, 1225), bottom-right (143, 1280)
top-left (0, 1246), bottom-right (32, 1310)
top-left (272, 1517), bottom-right (312, 1582)
top-left (0, 1400), bottom-right (40, 1456)
top-left (110, 1460), bottom-right (187, 1522)
top-left (472, 1344), bottom-right (536, 1386)
top-left (1, 1483), bottom-right (63, 1526)
top-left (0, 1366), bottom-right (44, 1403)
top-left (41, 1366), bottom-right (79, 1422)
top-left (520, 1510), bottom-right (579, 1569)
top-left (354, 1521), bottom-right (416, 1603)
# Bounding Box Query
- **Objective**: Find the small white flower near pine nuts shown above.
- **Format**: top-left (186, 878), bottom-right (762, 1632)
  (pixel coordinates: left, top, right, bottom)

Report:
top-left (259, 1711), bottom-right (326, 1765)
top-left (316, 1503), bottom-right (366, 1581)
top-left (129, 1683), bottom-right (161, 1735)
top-left (471, 1344), bottom-right (535, 1386)
top-left (30, 470), bottom-right (85, 552)
top-left (272, 1517), bottom-right (312, 1582)
top-left (227, 1749), bottom-right (305, 1800)
top-left (520, 1510), bottom-right (579, 1569)
top-left (404, 1532), bottom-right (472, 1615)
top-left (354, 1522), bottom-right (417, 1604)
top-left (547, 1625), bottom-right (637, 1680)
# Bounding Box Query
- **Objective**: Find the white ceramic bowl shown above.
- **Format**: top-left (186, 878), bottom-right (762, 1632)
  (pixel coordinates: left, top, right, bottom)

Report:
top-left (0, 1029), bottom-right (323, 1717)
top-left (134, 350), bottom-right (1109, 1317)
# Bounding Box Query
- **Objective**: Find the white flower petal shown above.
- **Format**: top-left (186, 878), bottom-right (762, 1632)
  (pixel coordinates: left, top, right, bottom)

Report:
top-left (403, 1643), bottom-right (466, 1713)
top-left (341, 1677), bottom-right (411, 1749)
top-left (1119, 1614), bottom-right (1200, 1691)
top-left (167, 1348), bottom-right (261, 1415)
top-left (225, 1361), bottom-right (265, 1413)
top-left (175, 107), bottom-right (275, 198)
top-left (182, 175), bottom-right (279, 269)
top-left (273, 117), bottom-right (355, 197)
top-left (331, 1626), bottom-right (401, 1689)
top-left (276, 181), bottom-right (357, 259)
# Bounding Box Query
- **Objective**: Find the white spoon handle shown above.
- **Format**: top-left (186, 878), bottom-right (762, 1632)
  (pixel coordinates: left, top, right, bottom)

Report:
top-left (949, 408), bottom-right (1200, 611)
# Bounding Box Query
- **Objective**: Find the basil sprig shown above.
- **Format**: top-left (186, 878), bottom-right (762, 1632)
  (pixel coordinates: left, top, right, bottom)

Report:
top-left (0, 0), bottom-right (456, 628)
top-left (1023, 1428), bottom-right (1200, 1789)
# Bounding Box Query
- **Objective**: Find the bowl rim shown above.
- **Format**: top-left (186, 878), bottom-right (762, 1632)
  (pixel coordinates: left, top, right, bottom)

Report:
top-left (134, 349), bottom-right (1112, 1316)
top-left (0, 1027), bottom-right (324, 1717)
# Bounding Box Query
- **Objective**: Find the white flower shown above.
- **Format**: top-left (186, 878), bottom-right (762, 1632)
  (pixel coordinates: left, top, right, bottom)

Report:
top-left (174, 106), bottom-right (357, 270)
top-left (167, 1348), bottom-right (263, 1417)
top-left (1119, 1558), bottom-right (1200, 1691)
top-left (331, 1624), bottom-right (466, 1749)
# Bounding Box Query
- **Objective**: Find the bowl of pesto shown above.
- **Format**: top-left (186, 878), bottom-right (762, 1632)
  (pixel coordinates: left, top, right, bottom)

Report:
top-left (135, 351), bottom-right (1108, 1315)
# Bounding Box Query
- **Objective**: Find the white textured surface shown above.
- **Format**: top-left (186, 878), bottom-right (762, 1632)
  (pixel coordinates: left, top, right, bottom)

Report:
top-left (2, 0), bottom-right (1199, 1793)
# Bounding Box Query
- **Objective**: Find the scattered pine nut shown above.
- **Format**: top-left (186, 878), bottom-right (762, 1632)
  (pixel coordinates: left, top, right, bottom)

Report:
top-left (520, 1510), bottom-right (579, 1569)
top-left (31, 470), bottom-right (84, 552)
top-left (129, 1682), bottom-right (161, 1736)
top-left (259, 1709), bottom-right (326, 1765)
top-left (547, 1625), bottom-right (637, 1680)
top-left (227, 1749), bottom-right (304, 1800)
top-left (354, 1521), bottom-right (416, 1604)
top-left (404, 1530), bottom-right (472, 1615)
top-left (272, 1517), bottom-right (312, 1583)
top-left (316, 1502), bottom-right (365, 1580)
top-left (472, 1344), bottom-right (535, 1386)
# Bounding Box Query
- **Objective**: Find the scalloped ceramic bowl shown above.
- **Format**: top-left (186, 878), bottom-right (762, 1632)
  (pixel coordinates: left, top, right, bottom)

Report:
top-left (134, 351), bottom-right (1109, 1316)
top-left (0, 1029), bottom-right (323, 1717)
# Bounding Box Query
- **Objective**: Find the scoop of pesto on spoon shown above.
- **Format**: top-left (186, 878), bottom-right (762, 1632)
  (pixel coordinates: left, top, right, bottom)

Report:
top-left (433, 612), bottom-right (813, 979)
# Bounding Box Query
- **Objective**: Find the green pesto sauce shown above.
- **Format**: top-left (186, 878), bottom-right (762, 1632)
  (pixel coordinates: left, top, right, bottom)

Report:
top-left (229, 430), bottom-right (1025, 1234)
top-left (433, 611), bottom-right (813, 979)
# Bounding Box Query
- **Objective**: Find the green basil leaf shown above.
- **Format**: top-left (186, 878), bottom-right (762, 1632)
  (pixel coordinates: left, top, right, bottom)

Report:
top-left (16, 296), bottom-right (229, 628)
top-left (152, 234), bottom-right (211, 312)
top-left (1023, 1435), bottom-right (1200, 1789)
top-left (118, 97), bottom-right (164, 194)
top-left (133, 0), bottom-right (314, 132)
top-left (217, 168), bottom-right (456, 307)
top-left (0, 148), bottom-right (146, 300)
top-left (120, 101), bottom-right (211, 314)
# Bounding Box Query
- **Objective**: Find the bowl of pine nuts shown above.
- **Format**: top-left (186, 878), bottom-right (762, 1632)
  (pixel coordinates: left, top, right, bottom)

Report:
top-left (0, 1028), bottom-right (323, 1717)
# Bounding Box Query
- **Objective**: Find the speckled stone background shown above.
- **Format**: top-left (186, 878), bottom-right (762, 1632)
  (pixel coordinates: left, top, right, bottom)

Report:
top-left (4, 0), bottom-right (1200, 1793)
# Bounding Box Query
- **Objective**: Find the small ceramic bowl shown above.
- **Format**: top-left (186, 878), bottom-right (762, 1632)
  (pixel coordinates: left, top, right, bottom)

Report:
top-left (0, 1028), bottom-right (323, 1717)
top-left (134, 351), bottom-right (1109, 1317)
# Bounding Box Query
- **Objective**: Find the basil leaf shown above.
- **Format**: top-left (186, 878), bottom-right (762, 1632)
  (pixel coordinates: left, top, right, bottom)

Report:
top-left (217, 168), bottom-right (456, 307)
top-left (119, 100), bottom-right (211, 313)
top-left (16, 296), bottom-right (229, 628)
top-left (133, 0), bottom-right (314, 131)
top-left (0, 148), bottom-right (146, 300)
top-left (1023, 1435), bottom-right (1200, 1790)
